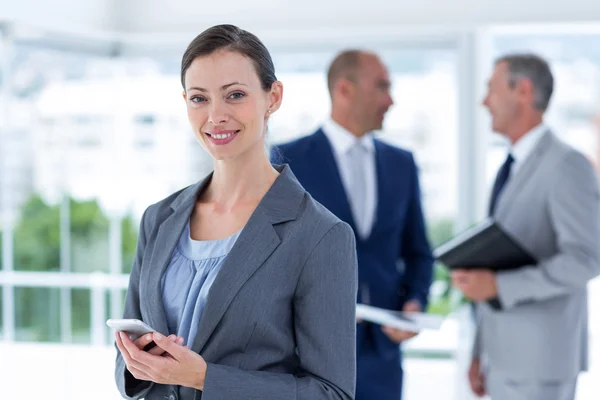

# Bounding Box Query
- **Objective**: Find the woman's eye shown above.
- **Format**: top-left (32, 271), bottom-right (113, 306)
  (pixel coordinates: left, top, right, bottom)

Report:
top-left (229, 92), bottom-right (245, 100)
top-left (191, 96), bottom-right (206, 103)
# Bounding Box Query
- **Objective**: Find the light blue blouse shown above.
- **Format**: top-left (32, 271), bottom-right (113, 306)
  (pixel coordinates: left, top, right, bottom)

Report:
top-left (161, 220), bottom-right (241, 346)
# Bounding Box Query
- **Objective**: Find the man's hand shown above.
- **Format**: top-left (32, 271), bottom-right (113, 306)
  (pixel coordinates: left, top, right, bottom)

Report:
top-left (451, 269), bottom-right (498, 301)
top-left (468, 357), bottom-right (486, 397)
top-left (381, 299), bottom-right (422, 343)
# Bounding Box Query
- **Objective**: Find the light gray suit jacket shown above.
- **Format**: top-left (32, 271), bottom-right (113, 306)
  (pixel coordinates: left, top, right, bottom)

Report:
top-left (474, 131), bottom-right (600, 381)
top-left (115, 164), bottom-right (358, 400)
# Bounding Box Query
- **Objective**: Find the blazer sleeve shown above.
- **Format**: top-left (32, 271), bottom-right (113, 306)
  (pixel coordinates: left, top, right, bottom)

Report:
top-left (201, 222), bottom-right (358, 400)
top-left (114, 207), bottom-right (155, 400)
top-left (496, 151), bottom-right (600, 309)
top-left (399, 154), bottom-right (435, 309)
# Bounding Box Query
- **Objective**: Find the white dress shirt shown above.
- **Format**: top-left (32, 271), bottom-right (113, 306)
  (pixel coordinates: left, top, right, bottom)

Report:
top-left (509, 123), bottom-right (548, 178)
top-left (322, 118), bottom-right (377, 239)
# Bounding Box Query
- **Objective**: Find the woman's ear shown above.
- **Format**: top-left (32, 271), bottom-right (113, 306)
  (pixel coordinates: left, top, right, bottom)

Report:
top-left (266, 81), bottom-right (284, 115)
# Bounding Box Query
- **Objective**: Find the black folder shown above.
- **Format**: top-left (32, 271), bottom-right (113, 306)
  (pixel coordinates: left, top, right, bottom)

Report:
top-left (433, 218), bottom-right (536, 270)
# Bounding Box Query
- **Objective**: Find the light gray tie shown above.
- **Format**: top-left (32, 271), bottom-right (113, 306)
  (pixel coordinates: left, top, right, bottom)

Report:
top-left (348, 142), bottom-right (369, 238)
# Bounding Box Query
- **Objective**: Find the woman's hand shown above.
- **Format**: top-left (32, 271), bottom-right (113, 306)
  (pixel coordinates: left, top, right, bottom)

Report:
top-left (131, 332), bottom-right (184, 356)
top-left (116, 332), bottom-right (184, 381)
top-left (116, 331), bottom-right (208, 391)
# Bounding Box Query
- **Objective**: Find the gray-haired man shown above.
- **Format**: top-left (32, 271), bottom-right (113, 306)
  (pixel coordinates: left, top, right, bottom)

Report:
top-left (452, 53), bottom-right (600, 400)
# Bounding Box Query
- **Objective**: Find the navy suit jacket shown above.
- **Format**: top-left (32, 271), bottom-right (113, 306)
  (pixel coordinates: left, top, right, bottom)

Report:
top-left (272, 129), bottom-right (434, 400)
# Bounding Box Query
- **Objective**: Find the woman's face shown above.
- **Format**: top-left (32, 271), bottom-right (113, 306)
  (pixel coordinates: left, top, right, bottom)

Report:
top-left (183, 50), bottom-right (282, 162)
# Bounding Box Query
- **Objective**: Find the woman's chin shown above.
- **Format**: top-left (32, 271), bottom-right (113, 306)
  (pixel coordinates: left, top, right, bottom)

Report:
top-left (210, 149), bottom-right (242, 162)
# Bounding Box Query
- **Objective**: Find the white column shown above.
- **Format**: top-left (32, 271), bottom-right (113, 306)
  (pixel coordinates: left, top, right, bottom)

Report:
top-left (105, 61), bottom-right (130, 342)
top-left (60, 195), bottom-right (72, 343)
top-left (109, 214), bottom-right (123, 320)
top-left (457, 31), bottom-right (484, 230)
top-left (454, 30), bottom-right (484, 400)
top-left (0, 22), bottom-right (15, 342)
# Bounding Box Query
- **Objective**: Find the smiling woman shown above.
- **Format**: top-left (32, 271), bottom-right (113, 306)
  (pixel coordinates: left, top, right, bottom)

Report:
top-left (113, 24), bottom-right (358, 400)
top-left (180, 26), bottom-right (282, 163)
top-left (183, 52), bottom-right (282, 160)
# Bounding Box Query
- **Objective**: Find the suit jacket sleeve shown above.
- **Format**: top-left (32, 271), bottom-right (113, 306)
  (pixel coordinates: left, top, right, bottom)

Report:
top-left (496, 151), bottom-right (600, 309)
top-left (399, 154), bottom-right (435, 309)
top-left (115, 207), bottom-right (155, 400)
top-left (201, 222), bottom-right (358, 400)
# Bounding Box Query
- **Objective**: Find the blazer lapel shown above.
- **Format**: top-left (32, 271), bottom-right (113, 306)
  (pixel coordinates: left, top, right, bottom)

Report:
top-left (495, 131), bottom-right (553, 219)
top-left (311, 129), bottom-right (358, 231)
top-left (370, 140), bottom-right (388, 237)
top-left (191, 212), bottom-right (280, 354)
top-left (192, 165), bottom-right (304, 354)
top-left (142, 177), bottom-right (210, 335)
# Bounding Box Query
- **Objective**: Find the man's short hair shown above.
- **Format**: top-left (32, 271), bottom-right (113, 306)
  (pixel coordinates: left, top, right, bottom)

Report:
top-left (326, 50), bottom-right (366, 96)
top-left (496, 53), bottom-right (554, 112)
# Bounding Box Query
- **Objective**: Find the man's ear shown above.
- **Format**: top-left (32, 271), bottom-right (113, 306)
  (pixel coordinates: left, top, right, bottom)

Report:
top-left (338, 78), bottom-right (356, 100)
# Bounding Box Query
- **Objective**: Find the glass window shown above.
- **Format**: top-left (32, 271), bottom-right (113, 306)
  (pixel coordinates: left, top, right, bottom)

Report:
top-left (14, 195), bottom-right (60, 272)
top-left (104, 289), bottom-right (128, 344)
top-left (14, 287), bottom-right (61, 342)
top-left (70, 198), bottom-right (110, 273)
top-left (71, 288), bottom-right (91, 344)
top-left (5, 46), bottom-right (164, 343)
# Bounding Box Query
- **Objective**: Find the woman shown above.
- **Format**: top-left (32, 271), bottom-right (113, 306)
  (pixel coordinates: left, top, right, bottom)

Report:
top-left (114, 24), bottom-right (358, 400)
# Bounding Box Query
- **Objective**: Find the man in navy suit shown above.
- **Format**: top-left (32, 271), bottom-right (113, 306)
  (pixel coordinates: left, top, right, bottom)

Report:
top-left (272, 50), bottom-right (434, 400)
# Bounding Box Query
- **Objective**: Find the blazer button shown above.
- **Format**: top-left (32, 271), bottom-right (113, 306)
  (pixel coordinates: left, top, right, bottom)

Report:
top-left (168, 392), bottom-right (177, 400)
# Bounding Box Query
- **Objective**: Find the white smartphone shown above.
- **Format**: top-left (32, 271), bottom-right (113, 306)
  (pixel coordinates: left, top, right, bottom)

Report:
top-left (107, 318), bottom-right (156, 341)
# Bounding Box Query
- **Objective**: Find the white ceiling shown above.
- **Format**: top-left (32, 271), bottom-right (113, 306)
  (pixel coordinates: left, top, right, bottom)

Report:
top-left (121, 0), bottom-right (600, 33)
top-left (3, 0), bottom-right (600, 51)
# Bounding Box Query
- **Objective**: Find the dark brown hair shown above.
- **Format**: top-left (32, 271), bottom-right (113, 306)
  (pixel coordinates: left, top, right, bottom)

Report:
top-left (180, 24), bottom-right (277, 91)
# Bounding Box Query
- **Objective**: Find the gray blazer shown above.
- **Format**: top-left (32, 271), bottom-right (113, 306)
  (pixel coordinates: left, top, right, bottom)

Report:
top-left (115, 164), bottom-right (358, 400)
top-left (474, 131), bottom-right (600, 381)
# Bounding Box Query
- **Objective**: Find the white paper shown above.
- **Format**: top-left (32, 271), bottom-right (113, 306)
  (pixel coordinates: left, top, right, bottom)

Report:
top-left (355, 304), bottom-right (445, 332)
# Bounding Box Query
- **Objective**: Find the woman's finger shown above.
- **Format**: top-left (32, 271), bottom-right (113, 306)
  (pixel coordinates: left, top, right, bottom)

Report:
top-left (115, 332), bottom-right (131, 359)
top-left (117, 332), bottom-right (147, 370)
top-left (147, 334), bottom-right (178, 356)
top-left (133, 333), bottom-right (156, 350)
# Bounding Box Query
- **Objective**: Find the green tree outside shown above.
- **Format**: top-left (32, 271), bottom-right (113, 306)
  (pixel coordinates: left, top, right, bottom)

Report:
top-left (9, 194), bottom-right (138, 342)
top-left (425, 218), bottom-right (457, 315)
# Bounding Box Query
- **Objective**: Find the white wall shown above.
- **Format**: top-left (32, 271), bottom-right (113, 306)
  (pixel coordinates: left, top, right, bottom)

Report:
top-left (118, 0), bottom-right (600, 35)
